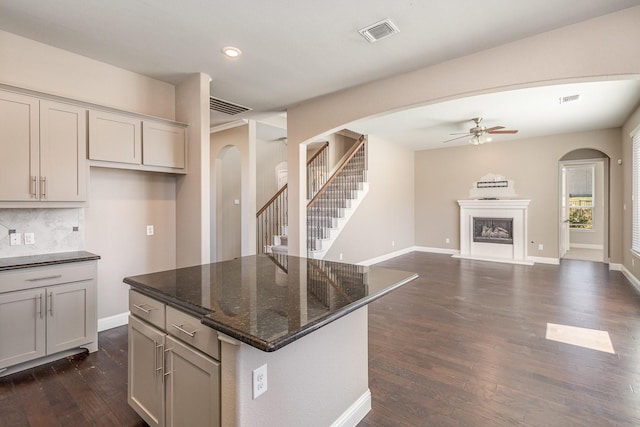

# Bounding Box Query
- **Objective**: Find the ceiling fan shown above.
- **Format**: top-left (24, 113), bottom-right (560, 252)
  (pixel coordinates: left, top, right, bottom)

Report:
top-left (444, 117), bottom-right (518, 145)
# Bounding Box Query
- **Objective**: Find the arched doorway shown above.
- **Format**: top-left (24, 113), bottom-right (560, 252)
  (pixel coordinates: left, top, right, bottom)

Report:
top-left (558, 149), bottom-right (610, 263)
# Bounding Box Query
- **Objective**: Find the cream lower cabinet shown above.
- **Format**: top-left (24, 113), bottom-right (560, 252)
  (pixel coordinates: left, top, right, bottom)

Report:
top-left (128, 292), bottom-right (220, 427)
top-left (0, 266), bottom-right (97, 371)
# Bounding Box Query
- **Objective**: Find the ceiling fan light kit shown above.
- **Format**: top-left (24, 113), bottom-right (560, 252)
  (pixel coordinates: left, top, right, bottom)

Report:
top-left (444, 117), bottom-right (518, 145)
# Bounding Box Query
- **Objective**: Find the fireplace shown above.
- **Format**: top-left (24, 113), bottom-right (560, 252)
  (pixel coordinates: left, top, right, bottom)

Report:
top-left (473, 217), bottom-right (513, 245)
top-left (455, 199), bottom-right (532, 265)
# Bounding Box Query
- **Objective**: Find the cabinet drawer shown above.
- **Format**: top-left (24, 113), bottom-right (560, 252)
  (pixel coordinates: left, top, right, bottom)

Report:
top-left (0, 262), bottom-right (96, 293)
top-left (166, 305), bottom-right (219, 360)
top-left (129, 290), bottom-right (166, 330)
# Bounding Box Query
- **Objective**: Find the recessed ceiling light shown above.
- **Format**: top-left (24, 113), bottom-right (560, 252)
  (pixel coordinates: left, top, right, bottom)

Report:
top-left (222, 46), bottom-right (242, 58)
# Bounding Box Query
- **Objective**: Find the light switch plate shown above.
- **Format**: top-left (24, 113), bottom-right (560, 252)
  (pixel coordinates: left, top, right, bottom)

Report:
top-left (24, 232), bottom-right (35, 245)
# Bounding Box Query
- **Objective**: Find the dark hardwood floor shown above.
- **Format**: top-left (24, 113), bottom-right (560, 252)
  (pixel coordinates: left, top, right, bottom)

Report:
top-left (2, 252), bottom-right (640, 426)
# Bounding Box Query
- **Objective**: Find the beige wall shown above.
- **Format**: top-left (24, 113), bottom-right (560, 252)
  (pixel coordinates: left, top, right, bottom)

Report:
top-left (414, 128), bottom-right (622, 261)
top-left (256, 139), bottom-right (287, 209)
top-left (85, 168), bottom-right (176, 323)
top-left (0, 30), bottom-right (175, 119)
top-left (622, 103), bottom-right (640, 277)
top-left (215, 146), bottom-right (242, 261)
top-left (324, 136), bottom-right (415, 264)
top-left (0, 30), bottom-right (182, 328)
top-left (286, 6), bottom-right (640, 256)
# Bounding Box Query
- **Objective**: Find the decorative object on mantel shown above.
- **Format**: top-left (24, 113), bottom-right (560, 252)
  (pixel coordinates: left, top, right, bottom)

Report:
top-left (469, 173), bottom-right (518, 199)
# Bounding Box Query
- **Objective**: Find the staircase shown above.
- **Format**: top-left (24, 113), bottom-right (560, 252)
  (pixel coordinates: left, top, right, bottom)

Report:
top-left (307, 136), bottom-right (368, 259)
top-left (256, 135), bottom-right (368, 259)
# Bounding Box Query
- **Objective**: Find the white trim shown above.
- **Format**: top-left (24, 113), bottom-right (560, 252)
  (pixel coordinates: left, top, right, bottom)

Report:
top-left (98, 311), bottom-right (129, 332)
top-left (609, 263), bottom-right (623, 271)
top-left (330, 389), bottom-right (371, 427)
top-left (569, 243), bottom-right (604, 250)
top-left (413, 246), bottom-right (459, 255)
top-left (529, 256), bottom-right (560, 265)
top-left (358, 246), bottom-right (417, 266)
top-left (618, 264), bottom-right (640, 294)
top-left (452, 253), bottom-right (534, 266)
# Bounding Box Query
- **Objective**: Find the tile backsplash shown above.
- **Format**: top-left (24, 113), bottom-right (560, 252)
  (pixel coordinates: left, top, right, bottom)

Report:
top-left (0, 209), bottom-right (83, 258)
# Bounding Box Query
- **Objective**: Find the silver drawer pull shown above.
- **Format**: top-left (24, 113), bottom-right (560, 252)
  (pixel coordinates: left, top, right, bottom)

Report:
top-left (26, 274), bottom-right (62, 282)
top-left (171, 323), bottom-right (197, 337)
top-left (132, 303), bottom-right (155, 314)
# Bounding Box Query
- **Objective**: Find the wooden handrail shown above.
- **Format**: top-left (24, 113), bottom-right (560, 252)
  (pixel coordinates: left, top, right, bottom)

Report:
top-left (256, 184), bottom-right (287, 218)
top-left (307, 135), bottom-right (365, 208)
top-left (306, 141), bottom-right (329, 165)
top-left (256, 142), bottom-right (330, 218)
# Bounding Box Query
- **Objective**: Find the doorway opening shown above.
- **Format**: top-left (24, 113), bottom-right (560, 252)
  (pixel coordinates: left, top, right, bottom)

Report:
top-left (214, 145), bottom-right (242, 262)
top-left (558, 149), bottom-right (609, 263)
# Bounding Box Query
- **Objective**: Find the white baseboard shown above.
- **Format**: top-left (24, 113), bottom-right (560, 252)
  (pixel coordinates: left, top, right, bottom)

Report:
top-left (570, 243), bottom-right (604, 250)
top-left (618, 264), bottom-right (640, 294)
top-left (359, 246), bottom-right (418, 266)
top-left (529, 256), bottom-right (560, 265)
top-left (98, 311), bottom-right (129, 332)
top-left (413, 246), bottom-right (459, 255)
top-left (609, 262), bottom-right (623, 271)
top-left (330, 389), bottom-right (371, 427)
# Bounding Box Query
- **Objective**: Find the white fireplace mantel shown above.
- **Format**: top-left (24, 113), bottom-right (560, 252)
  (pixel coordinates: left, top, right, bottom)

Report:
top-left (454, 199), bottom-right (533, 265)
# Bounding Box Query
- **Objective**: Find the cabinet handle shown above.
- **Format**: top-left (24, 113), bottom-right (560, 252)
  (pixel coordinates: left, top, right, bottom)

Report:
top-left (163, 348), bottom-right (172, 383)
top-left (38, 293), bottom-right (44, 319)
top-left (41, 176), bottom-right (47, 199)
top-left (132, 303), bottom-right (155, 314)
top-left (26, 274), bottom-right (62, 282)
top-left (30, 176), bottom-right (37, 198)
top-left (48, 292), bottom-right (53, 316)
top-left (171, 323), bottom-right (197, 337)
top-left (154, 342), bottom-right (164, 377)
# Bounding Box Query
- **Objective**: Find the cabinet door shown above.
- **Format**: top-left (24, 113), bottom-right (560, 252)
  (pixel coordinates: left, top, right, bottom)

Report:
top-left (0, 289), bottom-right (46, 369)
top-left (46, 280), bottom-right (96, 354)
top-left (89, 110), bottom-right (142, 164)
top-left (142, 121), bottom-right (185, 169)
top-left (165, 336), bottom-right (220, 427)
top-left (128, 316), bottom-right (165, 427)
top-left (40, 101), bottom-right (88, 201)
top-left (0, 91), bottom-right (39, 201)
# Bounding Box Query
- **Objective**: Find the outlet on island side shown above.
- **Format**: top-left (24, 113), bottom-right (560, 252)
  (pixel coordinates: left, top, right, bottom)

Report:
top-left (252, 364), bottom-right (268, 400)
top-left (146, 225), bottom-right (154, 236)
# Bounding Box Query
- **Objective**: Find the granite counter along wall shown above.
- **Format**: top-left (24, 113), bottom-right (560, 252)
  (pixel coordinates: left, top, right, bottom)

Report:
top-left (0, 208), bottom-right (83, 258)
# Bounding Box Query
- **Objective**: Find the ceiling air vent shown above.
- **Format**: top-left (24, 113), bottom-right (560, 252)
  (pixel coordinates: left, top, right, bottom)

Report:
top-left (209, 97), bottom-right (252, 115)
top-left (358, 19), bottom-right (400, 43)
top-left (559, 94), bottom-right (580, 104)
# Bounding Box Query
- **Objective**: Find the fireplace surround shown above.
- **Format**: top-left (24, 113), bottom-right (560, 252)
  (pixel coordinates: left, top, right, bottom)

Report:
top-left (455, 199), bottom-right (532, 265)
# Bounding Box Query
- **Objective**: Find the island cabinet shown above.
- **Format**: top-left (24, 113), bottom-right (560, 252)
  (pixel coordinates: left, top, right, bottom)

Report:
top-left (128, 290), bottom-right (220, 427)
top-left (0, 90), bottom-right (87, 203)
top-left (0, 257), bottom-right (98, 375)
top-left (89, 110), bottom-right (186, 173)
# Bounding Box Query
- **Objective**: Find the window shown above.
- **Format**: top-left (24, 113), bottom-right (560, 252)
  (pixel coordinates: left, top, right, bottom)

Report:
top-left (566, 165), bottom-right (594, 230)
top-left (633, 132), bottom-right (640, 254)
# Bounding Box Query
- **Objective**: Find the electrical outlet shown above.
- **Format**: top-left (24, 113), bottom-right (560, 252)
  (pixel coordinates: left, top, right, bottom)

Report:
top-left (339, 253), bottom-right (343, 261)
top-left (446, 238), bottom-right (450, 244)
top-left (252, 364), bottom-right (268, 399)
top-left (391, 240), bottom-right (395, 247)
top-left (146, 225), bottom-right (154, 236)
top-left (10, 233), bottom-right (22, 246)
top-left (24, 232), bottom-right (35, 245)
top-left (538, 244), bottom-right (544, 251)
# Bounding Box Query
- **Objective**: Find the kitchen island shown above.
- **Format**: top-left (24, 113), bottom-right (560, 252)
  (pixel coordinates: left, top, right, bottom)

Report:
top-left (124, 254), bottom-right (417, 427)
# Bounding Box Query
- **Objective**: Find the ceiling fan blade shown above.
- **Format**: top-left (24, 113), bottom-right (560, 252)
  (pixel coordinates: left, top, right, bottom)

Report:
top-left (443, 134), bottom-right (471, 143)
top-left (487, 129), bottom-right (518, 134)
top-left (485, 126), bottom-right (504, 132)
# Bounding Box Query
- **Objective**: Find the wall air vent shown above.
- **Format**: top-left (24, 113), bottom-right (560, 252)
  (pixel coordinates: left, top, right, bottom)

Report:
top-left (358, 19), bottom-right (400, 43)
top-left (209, 97), bottom-right (252, 115)
top-left (559, 94), bottom-right (580, 104)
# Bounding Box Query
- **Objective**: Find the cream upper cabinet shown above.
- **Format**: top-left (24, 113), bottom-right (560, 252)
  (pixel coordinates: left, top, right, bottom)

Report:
top-left (142, 121), bottom-right (186, 169)
top-left (0, 91), bottom-right (39, 201)
top-left (88, 110), bottom-right (142, 165)
top-left (40, 100), bottom-right (87, 201)
top-left (0, 91), bottom-right (87, 202)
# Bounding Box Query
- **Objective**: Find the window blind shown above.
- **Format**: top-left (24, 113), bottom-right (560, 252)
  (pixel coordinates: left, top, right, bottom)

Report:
top-left (633, 132), bottom-right (640, 253)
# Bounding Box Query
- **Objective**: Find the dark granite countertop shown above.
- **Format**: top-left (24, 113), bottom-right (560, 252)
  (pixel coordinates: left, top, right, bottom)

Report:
top-left (124, 254), bottom-right (418, 352)
top-left (0, 250), bottom-right (100, 271)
